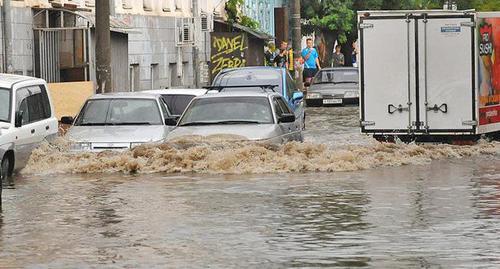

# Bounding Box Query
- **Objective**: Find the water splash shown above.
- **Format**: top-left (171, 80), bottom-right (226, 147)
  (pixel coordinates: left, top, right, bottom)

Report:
top-left (22, 136), bottom-right (500, 175)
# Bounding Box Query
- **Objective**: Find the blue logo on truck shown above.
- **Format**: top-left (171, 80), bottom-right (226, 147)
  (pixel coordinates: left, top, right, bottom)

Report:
top-left (441, 26), bottom-right (461, 33)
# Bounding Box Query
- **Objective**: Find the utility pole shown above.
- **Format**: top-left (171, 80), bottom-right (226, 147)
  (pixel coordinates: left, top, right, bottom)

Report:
top-left (291, 0), bottom-right (301, 59)
top-left (291, 0), bottom-right (302, 88)
top-left (192, 0), bottom-right (200, 87)
top-left (2, 0), bottom-right (13, 73)
top-left (96, 0), bottom-right (112, 93)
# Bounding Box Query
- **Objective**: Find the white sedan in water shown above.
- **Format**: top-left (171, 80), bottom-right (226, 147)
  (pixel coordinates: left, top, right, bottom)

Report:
top-left (63, 92), bottom-right (177, 151)
top-left (166, 91), bottom-right (303, 143)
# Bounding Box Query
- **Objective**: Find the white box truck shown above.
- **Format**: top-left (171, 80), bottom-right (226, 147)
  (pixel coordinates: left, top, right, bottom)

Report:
top-left (358, 10), bottom-right (500, 142)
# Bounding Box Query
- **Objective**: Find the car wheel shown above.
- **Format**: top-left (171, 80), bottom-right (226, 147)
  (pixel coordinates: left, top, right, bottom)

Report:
top-left (1, 156), bottom-right (9, 185)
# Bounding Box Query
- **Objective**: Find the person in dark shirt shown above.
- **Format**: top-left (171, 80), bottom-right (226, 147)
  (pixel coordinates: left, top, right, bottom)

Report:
top-left (274, 41), bottom-right (289, 69)
top-left (332, 45), bottom-right (344, 67)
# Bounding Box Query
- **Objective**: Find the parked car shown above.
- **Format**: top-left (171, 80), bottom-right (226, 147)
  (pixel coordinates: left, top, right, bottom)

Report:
top-left (166, 91), bottom-right (303, 143)
top-left (142, 88), bottom-right (207, 117)
top-left (211, 66), bottom-right (305, 129)
top-left (63, 92), bottom-right (176, 152)
top-left (305, 67), bottom-right (359, 106)
top-left (0, 74), bottom-right (58, 184)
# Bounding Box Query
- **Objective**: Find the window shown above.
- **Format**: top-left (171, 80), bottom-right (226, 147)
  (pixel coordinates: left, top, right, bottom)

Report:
top-left (285, 72), bottom-right (296, 100)
top-left (75, 99), bottom-right (163, 126)
top-left (15, 85), bottom-right (51, 125)
top-left (0, 88), bottom-right (11, 123)
top-left (123, 0), bottom-right (133, 9)
top-left (151, 64), bottom-right (159, 90)
top-left (143, 0), bottom-right (153, 11)
top-left (130, 64), bottom-right (140, 91)
top-left (159, 99), bottom-right (171, 119)
top-left (161, 94), bottom-right (196, 116)
top-left (162, 0), bottom-right (172, 12)
top-left (274, 97), bottom-right (292, 117)
top-left (175, 0), bottom-right (182, 11)
top-left (179, 97), bottom-right (273, 125)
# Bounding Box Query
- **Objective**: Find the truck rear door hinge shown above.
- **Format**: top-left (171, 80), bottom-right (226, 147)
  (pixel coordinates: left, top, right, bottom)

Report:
top-left (462, 120), bottom-right (477, 126)
top-left (359, 23), bottom-right (374, 29)
top-left (460, 22), bottom-right (475, 28)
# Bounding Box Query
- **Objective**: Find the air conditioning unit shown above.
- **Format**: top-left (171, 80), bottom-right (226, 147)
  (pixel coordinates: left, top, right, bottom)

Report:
top-left (176, 17), bottom-right (194, 46)
top-left (200, 13), bottom-right (213, 32)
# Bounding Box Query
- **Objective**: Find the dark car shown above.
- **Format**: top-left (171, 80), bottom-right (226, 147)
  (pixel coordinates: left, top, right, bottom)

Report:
top-left (305, 67), bottom-right (359, 106)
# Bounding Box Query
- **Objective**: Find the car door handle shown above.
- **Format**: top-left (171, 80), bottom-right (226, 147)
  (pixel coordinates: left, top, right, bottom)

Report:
top-left (46, 126), bottom-right (50, 130)
top-left (31, 129), bottom-right (35, 134)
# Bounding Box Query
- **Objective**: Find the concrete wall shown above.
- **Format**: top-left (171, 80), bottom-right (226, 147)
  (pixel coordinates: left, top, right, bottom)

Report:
top-left (1, 0), bottom-right (216, 89)
top-left (0, 7), bottom-right (34, 75)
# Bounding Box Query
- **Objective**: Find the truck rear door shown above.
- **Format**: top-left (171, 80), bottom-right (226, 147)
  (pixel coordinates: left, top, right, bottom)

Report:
top-left (360, 16), bottom-right (417, 133)
top-left (360, 13), bottom-right (476, 135)
top-left (417, 15), bottom-right (476, 133)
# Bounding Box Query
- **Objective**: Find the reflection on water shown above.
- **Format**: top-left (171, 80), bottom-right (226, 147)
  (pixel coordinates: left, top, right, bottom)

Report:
top-left (1, 107), bottom-right (500, 268)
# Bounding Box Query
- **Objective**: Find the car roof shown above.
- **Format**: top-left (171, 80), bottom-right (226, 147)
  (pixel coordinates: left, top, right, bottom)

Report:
top-left (90, 92), bottom-right (161, 100)
top-left (0, 74), bottom-right (45, 88)
top-left (220, 66), bottom-right (285, 73)
top-left (201, 90), bottom-right (279, 99)
top-left (142, 88), bottom-right (207, 96)
top-left (319, 67), bottom-right (359, 71)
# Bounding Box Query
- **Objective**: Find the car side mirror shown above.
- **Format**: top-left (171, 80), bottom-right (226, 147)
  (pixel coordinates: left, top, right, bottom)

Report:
top-left (15, 111), bottom-right (23, 128)
top-left (278, 113), bottom-right (296, 123)
top-left (292, 92), bottom-right (304, 101)
top-left (165, 117), bottom-right (178, 126)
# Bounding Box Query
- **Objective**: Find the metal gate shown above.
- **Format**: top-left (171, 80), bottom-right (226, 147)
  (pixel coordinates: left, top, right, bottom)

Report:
top-left (34, 30), bottom-right (61, 83)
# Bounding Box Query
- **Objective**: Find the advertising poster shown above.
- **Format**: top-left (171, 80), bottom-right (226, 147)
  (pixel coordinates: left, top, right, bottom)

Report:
top-left (478, 17), bottom-right (500, 127)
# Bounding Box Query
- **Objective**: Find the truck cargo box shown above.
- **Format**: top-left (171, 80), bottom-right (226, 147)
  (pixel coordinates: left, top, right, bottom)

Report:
top-left (358, 10), bottom-right (500, 141)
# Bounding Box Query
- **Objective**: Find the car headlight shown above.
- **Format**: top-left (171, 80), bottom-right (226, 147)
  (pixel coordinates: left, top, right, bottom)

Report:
top-left (70, 142), bottom-right (91, 151)
top-left (344, 91), bottom-right (358, 98)
top-left (306, 92), bottom-right (322, 99)
top-left (130, 142), bottom-right (144, 148)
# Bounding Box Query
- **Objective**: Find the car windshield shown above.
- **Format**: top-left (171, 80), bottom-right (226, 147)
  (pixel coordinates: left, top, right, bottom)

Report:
top-left (313, 69), bottom-right (359, 84)
top-left (75, 98), bottom-right (163, 126)
top-left (179, 97), bottom-right (273, 126)
top-left (161, 94), bottom-right (195, 115)
top-left (0, 88), bottom-right (10, 123)
top-left (213, 69), bottom-right (282, 88)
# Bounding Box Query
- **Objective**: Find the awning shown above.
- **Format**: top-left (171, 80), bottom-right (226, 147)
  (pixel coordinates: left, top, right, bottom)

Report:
top-left (214, 19), bottom-right (274, 40)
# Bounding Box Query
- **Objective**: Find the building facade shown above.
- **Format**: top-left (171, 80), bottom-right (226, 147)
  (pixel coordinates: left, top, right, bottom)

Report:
top-left (242, 0), bottom-right (287, 38)
top-left (0, 0), bottom-right (220, 91)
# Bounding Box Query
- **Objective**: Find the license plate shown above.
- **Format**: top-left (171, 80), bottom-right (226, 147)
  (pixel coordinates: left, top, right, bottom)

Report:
top-left (323, 99), bottom-right (342, 104)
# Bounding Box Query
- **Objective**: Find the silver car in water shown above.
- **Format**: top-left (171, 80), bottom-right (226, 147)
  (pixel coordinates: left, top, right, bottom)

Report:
top-left (166, 91), bottom-right (303, 143)
top-left (63, 92), bottom-right (176, 151)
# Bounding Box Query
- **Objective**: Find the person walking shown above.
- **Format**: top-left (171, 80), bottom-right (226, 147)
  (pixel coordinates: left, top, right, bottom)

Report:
top-left (301, 38), bottom-right (321, 84)
top-left (332, 45), bottom-right (345, 67)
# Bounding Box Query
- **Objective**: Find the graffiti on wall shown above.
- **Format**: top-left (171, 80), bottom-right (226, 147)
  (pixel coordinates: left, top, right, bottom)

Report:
top-left (210, 33), bottom-right (248, 78)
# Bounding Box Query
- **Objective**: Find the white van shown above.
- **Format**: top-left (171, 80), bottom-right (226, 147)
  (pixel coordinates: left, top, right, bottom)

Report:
top-left (0, 74), bottom-right (58, 184)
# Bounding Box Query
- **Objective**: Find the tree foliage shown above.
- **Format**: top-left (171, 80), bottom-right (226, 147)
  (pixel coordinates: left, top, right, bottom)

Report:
top-left (225, 0), bottom-right (260, 30)
top-left (301, 0), bottom-right (500, 66)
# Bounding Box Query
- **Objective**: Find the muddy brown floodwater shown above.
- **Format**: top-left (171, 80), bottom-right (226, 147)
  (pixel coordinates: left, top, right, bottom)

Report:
top-left (1, 106), bottom-right (500, 268)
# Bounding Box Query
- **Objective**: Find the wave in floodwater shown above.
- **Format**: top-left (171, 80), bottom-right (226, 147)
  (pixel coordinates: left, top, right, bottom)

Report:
top-left (22, 136), bottom-right (500, 175)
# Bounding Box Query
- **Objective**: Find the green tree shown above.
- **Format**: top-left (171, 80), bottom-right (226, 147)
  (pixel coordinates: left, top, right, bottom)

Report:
top-left (302, 0), bottom-right (497, 67)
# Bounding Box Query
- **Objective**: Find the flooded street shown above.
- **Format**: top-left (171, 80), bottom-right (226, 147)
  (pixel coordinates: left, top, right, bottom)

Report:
top-left (1, 107), bottom-right (500, 268)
